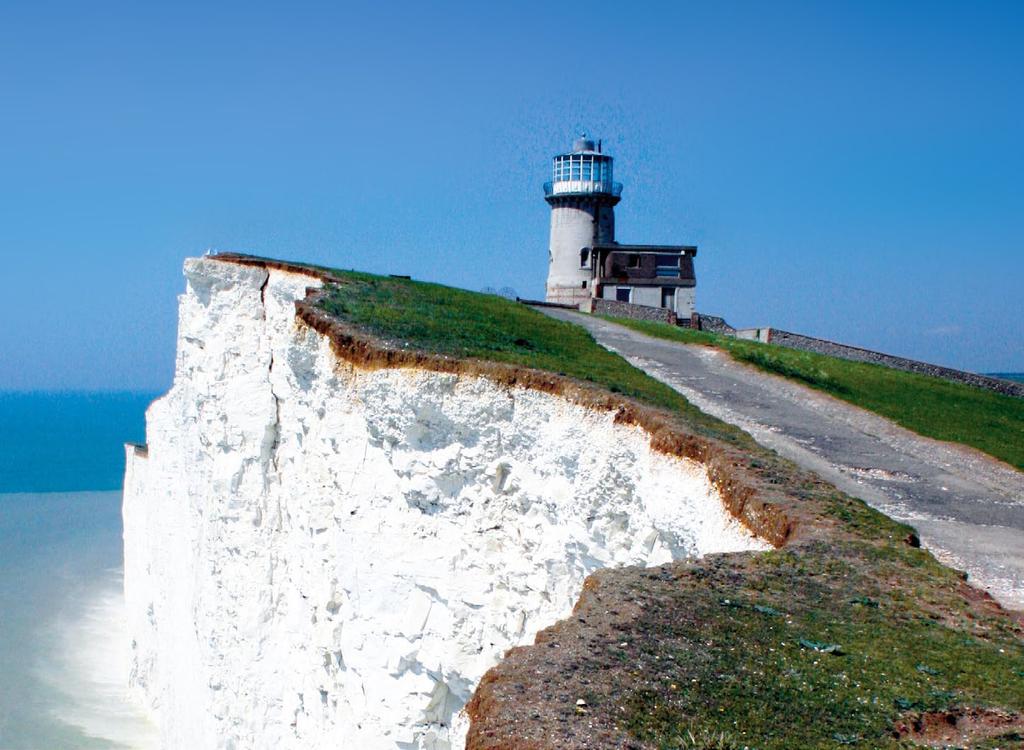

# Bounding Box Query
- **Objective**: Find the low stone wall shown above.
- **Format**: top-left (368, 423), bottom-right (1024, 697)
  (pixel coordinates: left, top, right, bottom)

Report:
top-left (593, 298), bottom-right (678, 325)
top-left (767, 328), bottom-right (1024, 398)
top-left (692, 312), bottom-right (1022, 397)
top-left (516, 297), bottom-right (578, 310)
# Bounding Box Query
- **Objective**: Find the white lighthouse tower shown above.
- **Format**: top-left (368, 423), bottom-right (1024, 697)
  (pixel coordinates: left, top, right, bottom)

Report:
top-left (544, 135), bottom-right (622, 306)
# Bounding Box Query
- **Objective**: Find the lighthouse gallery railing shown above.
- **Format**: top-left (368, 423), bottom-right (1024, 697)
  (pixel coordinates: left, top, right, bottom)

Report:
top-left (544, 180), bottom-right (623, 198)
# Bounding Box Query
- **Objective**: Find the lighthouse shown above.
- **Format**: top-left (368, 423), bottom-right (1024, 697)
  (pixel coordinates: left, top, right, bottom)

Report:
top-left (543, 135), bottom-right (698, 322)
top-left (543, 135), bottom-right (621, 306)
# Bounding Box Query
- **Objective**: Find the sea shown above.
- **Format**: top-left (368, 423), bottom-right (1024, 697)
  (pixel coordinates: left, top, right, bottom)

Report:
top-left (989, 372), bottom-right (1024, 383)
top-left (0, 392), bottom-right (160, 750)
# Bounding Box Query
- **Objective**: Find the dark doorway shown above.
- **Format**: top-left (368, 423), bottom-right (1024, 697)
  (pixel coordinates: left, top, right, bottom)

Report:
top-left (661, 287), bottom-right (675, 309)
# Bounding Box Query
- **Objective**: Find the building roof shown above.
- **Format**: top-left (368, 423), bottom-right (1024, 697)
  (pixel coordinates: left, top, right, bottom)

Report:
top-left (593, 246), bottom-right (697, 286)
top-left (593, 243), bottom-right (698, 257)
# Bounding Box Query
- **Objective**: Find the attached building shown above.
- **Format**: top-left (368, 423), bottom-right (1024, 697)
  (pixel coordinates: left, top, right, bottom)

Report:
top-left (588, 244), bottom-right (697, 319)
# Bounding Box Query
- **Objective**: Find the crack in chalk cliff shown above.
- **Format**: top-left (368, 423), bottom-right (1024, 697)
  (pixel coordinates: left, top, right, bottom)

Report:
top-left (268, 351), bottom-right (282, 476)
top-left (260, 269), bottom-right (284, 479)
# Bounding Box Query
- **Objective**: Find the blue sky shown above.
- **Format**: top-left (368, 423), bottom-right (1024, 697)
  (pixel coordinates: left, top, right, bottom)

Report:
top-left (1, 0), bottom-right (1022, 390)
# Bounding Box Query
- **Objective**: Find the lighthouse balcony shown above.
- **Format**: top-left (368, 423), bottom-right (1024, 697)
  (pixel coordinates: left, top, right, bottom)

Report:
top-left (544, 180), bottom-right (623, 198)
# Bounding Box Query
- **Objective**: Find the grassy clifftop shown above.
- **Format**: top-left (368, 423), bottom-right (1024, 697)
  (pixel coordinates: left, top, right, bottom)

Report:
top-left (314, 270), bottom-right (745, 444)
top-left (316, 271), bottom-right (693, 410)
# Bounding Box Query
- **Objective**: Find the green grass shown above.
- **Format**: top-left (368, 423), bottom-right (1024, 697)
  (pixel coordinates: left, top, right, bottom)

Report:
top-left (601, 318), bottom-right (1024, 471)
top-left (615, 536), bottom-right (1024, 749)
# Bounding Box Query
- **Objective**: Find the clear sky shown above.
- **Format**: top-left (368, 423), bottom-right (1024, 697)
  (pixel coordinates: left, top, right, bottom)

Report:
top-left (1, 0), bottom-right (1022, 390)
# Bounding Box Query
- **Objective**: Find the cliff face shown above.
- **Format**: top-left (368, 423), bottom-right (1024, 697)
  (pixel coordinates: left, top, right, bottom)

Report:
top-left (123, 257), bottom-right (767, 750)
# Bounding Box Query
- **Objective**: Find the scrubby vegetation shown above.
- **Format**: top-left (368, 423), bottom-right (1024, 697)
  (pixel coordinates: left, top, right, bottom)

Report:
top-left (603, 318), bottom-right (1024, 471)
top-left (617, 530), bottom-right (1024, 749)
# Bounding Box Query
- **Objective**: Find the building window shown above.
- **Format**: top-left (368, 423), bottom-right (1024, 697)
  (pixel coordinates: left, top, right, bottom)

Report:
top-left (580, 248), bottom-right (589, 267)
top-left (581, 280), bottom-right (587, 289)
top-left (553, 153), bottom-right (613, 186)
top-left (655, 254), bottom-right (680, 277)
top-left (616, 287), bottom-right (631, 303)
top-left (628, 254), bottom-right (641, 268)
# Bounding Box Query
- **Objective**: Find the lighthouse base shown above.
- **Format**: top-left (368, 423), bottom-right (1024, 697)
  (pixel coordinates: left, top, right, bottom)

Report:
top-left (544, 285), bottom-right (591, 309)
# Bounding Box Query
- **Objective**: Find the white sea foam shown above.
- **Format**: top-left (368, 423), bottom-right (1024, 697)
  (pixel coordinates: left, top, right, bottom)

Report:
top-left (35, 567), bottom-right (158, 750)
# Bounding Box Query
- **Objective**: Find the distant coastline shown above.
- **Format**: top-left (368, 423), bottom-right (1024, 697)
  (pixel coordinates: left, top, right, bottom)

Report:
top-left (986, 372), bottom-right (1024, 383)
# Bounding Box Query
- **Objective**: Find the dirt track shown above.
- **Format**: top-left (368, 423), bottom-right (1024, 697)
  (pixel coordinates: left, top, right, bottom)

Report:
top-left (539, 309), bottom-right (1024, 610)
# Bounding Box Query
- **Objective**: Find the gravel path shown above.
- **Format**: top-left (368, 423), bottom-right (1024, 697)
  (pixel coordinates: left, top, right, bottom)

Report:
top-left (539, 308), bottom-right (1024, 610)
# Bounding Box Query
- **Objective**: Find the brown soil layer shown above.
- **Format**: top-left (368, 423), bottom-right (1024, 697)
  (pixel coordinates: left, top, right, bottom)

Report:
top-left (215, 254), bottom-right (1024, 750)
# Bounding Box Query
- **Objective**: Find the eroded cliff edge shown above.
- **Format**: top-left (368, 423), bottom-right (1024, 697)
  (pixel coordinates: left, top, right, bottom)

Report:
top-left (123, 257), bottom-right (769, 750)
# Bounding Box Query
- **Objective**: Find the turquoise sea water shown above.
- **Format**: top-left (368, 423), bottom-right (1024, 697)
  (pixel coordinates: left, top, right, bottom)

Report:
top-left (0, 392), bottom-right (155, 494)
top-left (0, 392), bottom-right (159, 749)
top-left (987, 372), bottom-right (1024, 383)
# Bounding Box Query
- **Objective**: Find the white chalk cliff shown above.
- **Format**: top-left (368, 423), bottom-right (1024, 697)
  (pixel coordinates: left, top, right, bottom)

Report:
top-left (123, 257), bottom-right (768, 750)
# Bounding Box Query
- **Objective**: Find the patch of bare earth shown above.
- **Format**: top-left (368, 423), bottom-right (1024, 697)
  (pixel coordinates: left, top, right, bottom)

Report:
top-left (893, 707), bottom-right (1024, 747)
top-left (465, 568), bottom-right (668, 750)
